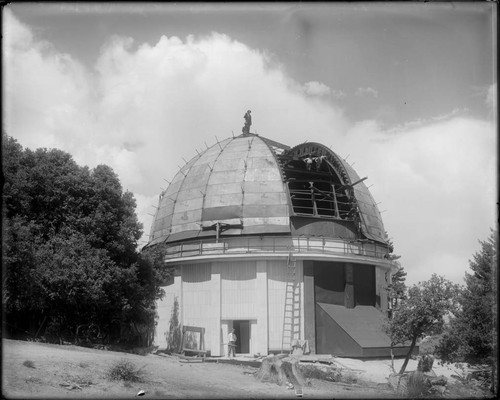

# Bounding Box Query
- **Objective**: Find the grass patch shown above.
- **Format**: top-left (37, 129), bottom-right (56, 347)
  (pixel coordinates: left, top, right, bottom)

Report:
top-left (106, 359), bottom-right (144, 382)
top-left (79, 362), bottom-right (89, 368)
top-left (23, 360), bottom-right (36, 369)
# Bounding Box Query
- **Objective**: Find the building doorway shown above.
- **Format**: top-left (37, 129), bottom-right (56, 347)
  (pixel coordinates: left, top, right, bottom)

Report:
top-left (233, 320), bottom-right (250, 354)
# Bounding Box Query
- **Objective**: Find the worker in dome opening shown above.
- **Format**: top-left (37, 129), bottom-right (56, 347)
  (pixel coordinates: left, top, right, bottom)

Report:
top-left (303, 156), bottom-right (314, 170)
top-left (314, 155), bottom-right (326, 170)
top-left (227, 329), bottom-right (237, 357)
top-left (242, 110), bottom-right (252, 134)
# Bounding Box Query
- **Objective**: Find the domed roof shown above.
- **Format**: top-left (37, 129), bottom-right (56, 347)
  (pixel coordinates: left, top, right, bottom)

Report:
top-left (147, 134), bottom-right (387, 246)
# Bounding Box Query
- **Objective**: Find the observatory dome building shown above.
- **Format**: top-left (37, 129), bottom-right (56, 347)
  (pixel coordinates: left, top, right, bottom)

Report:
top-left (146, 130), bottom-right (410, 358)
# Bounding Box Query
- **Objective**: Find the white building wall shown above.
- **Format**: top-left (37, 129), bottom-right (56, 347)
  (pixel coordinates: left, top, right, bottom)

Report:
top-left (220, 321), bottom-right (230, 356)
top-left (216, 260), bottom-right (269, 355)
top-left (154, 273), bottom-right (181, 348)
top-left (210, 263), bottom-right (222, 356)
top-left (268, 260), bottom-right (287, 351)
top-left (219, 261), bottom-right (257, 354)
top-left (220, 261), bottom-right (257, 320)
top-left (254, 260), bottom-right (269, 355)
top-left (158, 257), bottom-right (306, 355)
top-left (182, 263), bottom-right (219, 353)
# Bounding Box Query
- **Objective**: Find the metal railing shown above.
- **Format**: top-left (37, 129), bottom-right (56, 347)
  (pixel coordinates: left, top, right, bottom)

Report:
top-left (163, 235), bottom-right (390, 261)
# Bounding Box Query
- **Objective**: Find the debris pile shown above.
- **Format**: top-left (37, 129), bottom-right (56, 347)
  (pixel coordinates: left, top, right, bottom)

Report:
top-left (255, 354), bottom-right (364, 397)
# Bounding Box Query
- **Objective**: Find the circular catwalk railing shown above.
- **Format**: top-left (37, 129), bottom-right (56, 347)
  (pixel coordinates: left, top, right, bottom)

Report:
top-left (162, 235), bottom-right (391, 261)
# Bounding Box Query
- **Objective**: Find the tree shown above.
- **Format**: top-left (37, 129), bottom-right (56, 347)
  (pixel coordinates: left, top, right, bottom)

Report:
top-left (33, 229), bottom-right (131, 339)
top-left (436, 230), bottom-right (497, 392)
top-left (2, 134), bottom-right (159, 345)
top-left (385, 274), bottom-right (459, 374)
top-left (385, 263), bottom-right (407, 371)
top-left (386, 264), bottom-right (407, 319)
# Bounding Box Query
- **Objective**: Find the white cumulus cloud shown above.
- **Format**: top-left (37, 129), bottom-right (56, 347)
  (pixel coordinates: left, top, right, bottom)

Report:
top-left (342, 116), bottom-right (496, 284)
top-left (3, 9), bottom-right (496, 283)
top-left (355, 87), bottom-right (379, 98)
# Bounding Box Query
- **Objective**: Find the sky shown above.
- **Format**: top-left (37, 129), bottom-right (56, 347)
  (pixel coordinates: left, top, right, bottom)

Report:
top-left (3, 2), bottom-right (497, 286)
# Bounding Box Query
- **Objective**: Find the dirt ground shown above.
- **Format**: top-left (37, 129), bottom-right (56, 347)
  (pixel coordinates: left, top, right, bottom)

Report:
top-left (2, 339), bottom-right (397, 399)
top-left (1, 339), bottom-right (490, 399)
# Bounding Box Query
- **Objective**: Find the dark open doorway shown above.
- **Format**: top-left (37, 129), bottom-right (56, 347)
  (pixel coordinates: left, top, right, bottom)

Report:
top-left (233, 320), bottom-right (250, 353)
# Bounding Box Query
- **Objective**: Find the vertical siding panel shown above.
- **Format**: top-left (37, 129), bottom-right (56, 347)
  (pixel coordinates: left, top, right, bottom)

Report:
top-left (182, 263), bottom-right (213, 349)
top-left (267, 261), bottom-right (287, 350)
top-left (255, 260), bottom-right (268, 354)
top-left (221, 261), bottom-right (256, 320)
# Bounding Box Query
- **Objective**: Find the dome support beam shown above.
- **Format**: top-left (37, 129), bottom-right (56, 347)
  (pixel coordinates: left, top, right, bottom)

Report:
top-left (201, 221), bottom-right (244, 243)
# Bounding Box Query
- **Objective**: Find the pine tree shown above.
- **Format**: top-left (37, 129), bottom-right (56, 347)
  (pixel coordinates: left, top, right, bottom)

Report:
top-left (436, 230), bottom-right (497, 392)
top-left (387, 264), bottom-right (407, 319)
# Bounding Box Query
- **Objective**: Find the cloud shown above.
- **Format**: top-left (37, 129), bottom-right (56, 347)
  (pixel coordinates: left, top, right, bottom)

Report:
top-left (303, 81), bottom-right (331, 96)
top-left (3, 10), bottom-right (94, 154)
top-left (302, 81), bottom-right (346, 100)
top-left (4, 9), bottom-right (496, 284)
top-left (332, 90), bottom-right (347, 100)
top-left (355, 87), bottom-right (379, 98)
top-left (342, 116), bottom-right (496, 285)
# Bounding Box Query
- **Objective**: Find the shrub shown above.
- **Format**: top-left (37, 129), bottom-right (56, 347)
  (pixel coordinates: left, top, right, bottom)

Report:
top-left (406, 371), bottom-right (430, 398)
top-left (23, 360), bottom-right (35, 368)
top-left (107, 359), bottom-right (143, 382)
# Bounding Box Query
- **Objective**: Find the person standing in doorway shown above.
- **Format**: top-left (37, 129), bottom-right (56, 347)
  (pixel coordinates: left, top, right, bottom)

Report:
top-left (228, 329), bottom-right (237, 357)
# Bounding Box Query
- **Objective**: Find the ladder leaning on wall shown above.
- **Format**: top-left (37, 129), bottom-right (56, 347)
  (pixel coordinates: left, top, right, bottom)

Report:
top-left (281, 253), bottom-right (301, 353)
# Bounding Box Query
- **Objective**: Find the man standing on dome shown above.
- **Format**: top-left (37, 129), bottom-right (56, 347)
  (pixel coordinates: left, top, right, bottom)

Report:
top-left (242, 110), bottom-right (252, 134)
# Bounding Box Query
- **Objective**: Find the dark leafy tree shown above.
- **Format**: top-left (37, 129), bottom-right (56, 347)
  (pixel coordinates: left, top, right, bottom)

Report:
top-left (436, 230), bottom-right (497, 392)
top-left (33, 229), bottom-right (129, 336)
top-left (3, 217), bottom-right (47, 318)
top-left (385, 274), bottom-right (459, 374)
top-left (2, 134), bottom-right (160, 345)
top-left (141, 242), bottom-right (175, 290)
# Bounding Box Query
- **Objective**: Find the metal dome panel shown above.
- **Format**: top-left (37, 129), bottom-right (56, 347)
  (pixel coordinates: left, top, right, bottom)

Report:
top-left (148, 135), bottom-right (291, 244)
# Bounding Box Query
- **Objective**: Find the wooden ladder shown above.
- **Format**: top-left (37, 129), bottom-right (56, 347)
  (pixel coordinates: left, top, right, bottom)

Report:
top-left (281, 256), bottom-right (301, 353)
